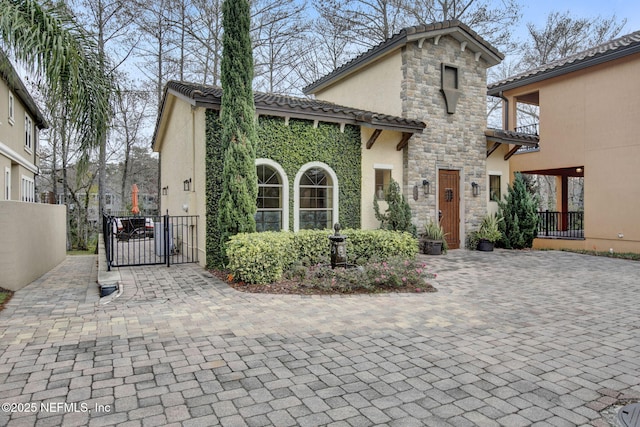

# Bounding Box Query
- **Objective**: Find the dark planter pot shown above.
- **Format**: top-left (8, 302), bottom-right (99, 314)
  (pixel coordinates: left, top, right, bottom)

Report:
top-left (477, 239), bottom-right (494, 252)
top-left (422, 239), bottom-right (443, 255)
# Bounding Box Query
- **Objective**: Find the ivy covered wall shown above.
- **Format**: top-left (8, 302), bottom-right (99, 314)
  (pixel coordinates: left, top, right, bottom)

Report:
top-left (206, 111), bottom-right (362, 268)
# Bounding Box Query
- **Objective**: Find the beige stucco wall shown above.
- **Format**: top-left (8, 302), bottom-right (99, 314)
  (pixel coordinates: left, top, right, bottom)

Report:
top-left (486, 144), bottom-right (510, 216)
top-left (154, 96), bottom-right (207, 266)
top-left (507, 54), bottom-right (640, 252)
top-left (0, 202), bottom-right (66, 291)
top-left (360, 128), bottom-right (405, 229)
top-left (314, 53), bottom-right (404, 117)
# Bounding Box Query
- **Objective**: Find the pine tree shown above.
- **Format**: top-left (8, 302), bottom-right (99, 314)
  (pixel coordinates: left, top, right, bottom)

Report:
top-left (498, 172), bottom-right (540, 249)
top-left (373, 178), bottom-right (416, 235)
top-left (217, 0), bottom-right (258, 260)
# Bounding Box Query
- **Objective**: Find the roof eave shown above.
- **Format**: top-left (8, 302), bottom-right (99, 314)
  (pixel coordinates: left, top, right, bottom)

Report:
top-left (406, 27), bottom-right (503, 67)
top-left (488, 43), bottom-right (640, 96)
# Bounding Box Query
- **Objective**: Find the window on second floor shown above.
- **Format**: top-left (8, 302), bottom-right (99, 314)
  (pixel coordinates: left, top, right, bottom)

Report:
top-left (25, 115), bottom-right (33, 153)
top-left (8, 92), bottom-right (15, 125)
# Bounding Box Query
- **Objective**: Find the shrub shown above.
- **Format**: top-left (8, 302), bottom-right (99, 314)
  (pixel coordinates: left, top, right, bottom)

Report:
top-left (498, 172), bottom-right (539, 249)
top-left (225, 232), bottom-right (295, 284)
top-left (373, 178), bottom-right (416, 236)
top-left (226, 229), bottom-right (418, 284)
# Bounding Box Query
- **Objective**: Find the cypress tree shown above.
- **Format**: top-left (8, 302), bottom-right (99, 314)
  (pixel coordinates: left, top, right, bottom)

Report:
top-left (373, 178), bottom-right (416, 235)
top-left (498, 172), bottom-right (540, 249)
top-left (217, 0), bottom-right (258, 260)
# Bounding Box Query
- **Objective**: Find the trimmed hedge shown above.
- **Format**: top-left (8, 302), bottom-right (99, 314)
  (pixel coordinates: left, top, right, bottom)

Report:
top-left (226, 229), bottom-right (418, 284)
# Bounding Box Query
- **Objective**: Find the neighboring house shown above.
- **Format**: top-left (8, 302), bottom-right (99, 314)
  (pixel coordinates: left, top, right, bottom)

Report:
top-left (0, 49), bottom-right (47, 202)
top-left (488, 30), bottom-right (640, 253)
top-left (154, 20), bottom-right (536, 266)
top-left (0, 50), bottom-right (66, 291)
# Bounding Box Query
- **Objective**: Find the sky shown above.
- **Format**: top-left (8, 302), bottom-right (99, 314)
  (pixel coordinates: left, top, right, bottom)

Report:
top-left (514, 0), bottom-right (640, 38)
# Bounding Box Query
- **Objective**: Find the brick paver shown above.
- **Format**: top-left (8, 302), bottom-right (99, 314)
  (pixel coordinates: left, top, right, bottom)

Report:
top-left (0, 250), bottom-right (639, 426)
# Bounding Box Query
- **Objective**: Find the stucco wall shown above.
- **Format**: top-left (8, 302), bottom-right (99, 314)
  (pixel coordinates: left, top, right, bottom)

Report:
top-left (402, 37), bottom-right (491, 245)
top-left (486, 144), bottom-right (510, 216)
top-left (360, 127), bottom-right (405, 229)
top-left (508, 54), bottom-right (640, 252)
top-left (156, 98), bottom-right (207, 266)
top-left (314, 53), bottom-right (404, 117)
top-left (0, 202), bottom-right (66, 291)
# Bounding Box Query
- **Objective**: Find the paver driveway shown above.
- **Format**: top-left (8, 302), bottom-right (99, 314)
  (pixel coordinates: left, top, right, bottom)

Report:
top-left (0, 250), bottom-right (639, 427)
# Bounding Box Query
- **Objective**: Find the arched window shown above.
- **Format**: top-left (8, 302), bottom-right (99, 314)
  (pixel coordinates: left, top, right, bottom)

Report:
top-left (294, 162), bottom-right (339, 231)
top-left (255, 159), bottom-right (289, 231)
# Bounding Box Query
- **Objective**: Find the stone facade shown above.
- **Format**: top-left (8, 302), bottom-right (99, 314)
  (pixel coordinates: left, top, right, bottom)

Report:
top-left (401, 36), bottom-right (490, 246)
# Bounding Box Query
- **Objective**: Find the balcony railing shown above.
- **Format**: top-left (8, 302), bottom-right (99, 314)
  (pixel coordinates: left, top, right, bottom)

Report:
top-left (515, 123), bottom-right (539, 136)
top-left (537, 211), bottom-right (584, 239)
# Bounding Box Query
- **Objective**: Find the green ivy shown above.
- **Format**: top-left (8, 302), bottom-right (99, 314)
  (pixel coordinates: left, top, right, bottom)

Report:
top-left (256, 117), bottom-right (361, 230)
top-left (205, 111), bottom-right (225, 268)
top-left (206, 114), bottom-right (362, 267)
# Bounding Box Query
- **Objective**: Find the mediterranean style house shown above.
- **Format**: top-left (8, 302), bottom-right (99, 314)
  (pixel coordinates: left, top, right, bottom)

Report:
top-left (488, 29), bottom-right (640, 254)
top-left (0, 50), bottom-right (66, 291)
top-left (154, 20), bottom-right (549, 266)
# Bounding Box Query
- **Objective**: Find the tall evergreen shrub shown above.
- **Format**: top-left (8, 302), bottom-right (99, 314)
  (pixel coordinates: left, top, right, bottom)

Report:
top-left (498, 172), bottom-right (540, 249)
top-left (217, 0), bottom-right (258, 261)
top-left (373, 178), bottom-right (416, 236)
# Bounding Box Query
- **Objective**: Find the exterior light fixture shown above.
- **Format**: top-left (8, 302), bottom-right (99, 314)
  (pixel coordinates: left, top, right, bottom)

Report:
top-left (162, 186), bottom-right (168, 195)
top-left (471, 181), bottom-right (480, 197)
top-left (183, 178), bottom-right (191, 191)
top-left (576, 167), bottom-right (583, 173)
top-left (422, 179), bottom-right (430, 195)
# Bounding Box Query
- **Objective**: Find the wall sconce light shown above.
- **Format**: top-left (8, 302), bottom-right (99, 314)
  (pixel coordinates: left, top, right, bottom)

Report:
top-left (422, 179), bottom-right (430, 195)
top-left (183, 178), bottom-right (191, 192)
top-left (162, 186), bottom-right (168, 195)
top-left (471, 181), bottom-right (480, 197)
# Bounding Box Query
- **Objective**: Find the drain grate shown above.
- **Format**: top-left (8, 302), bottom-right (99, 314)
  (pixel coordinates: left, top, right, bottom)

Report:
top-left (618, 403), bottom-right (640, 427)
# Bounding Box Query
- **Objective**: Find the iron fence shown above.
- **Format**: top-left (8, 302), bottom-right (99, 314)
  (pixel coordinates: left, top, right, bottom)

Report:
top-left (103, 212), bottom-right (198, 270)
top-left (538, 210), bottom-right (584, 239)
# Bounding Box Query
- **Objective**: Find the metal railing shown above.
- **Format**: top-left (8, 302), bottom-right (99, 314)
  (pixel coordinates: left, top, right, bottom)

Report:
top-left (515, 123), bottom-right (539, 135)
top-left (537, 210), bottom-right (584, 239)
top-left (103, 212), bottom-right (198, 270)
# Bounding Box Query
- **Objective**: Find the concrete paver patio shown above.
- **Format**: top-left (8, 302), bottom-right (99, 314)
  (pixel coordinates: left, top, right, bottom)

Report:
top-left (0, 249), bottom-right (639, 426)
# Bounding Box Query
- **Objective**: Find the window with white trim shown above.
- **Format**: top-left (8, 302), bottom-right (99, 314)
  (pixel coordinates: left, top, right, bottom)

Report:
top-left (255, 163), bottom-right (283, 231)
top-left (21, 175), bottom-right (35, 202)
top-left (25, 115), bottom-right (33, 152)
top-left (4, 167), bottom-right (10, 200)
top-left (8, 92), bottom-right (15, 125)
top-left (299, 167), bottom-right (334, 230)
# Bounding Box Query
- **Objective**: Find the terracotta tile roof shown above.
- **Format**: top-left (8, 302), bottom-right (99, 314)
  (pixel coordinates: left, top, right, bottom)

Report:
top-left (485, 128), bottom-right (539, 146)
top-left (165, 81), bottom-right (426, 132)
top-left (488, 29), bottom-right (640, 94)
top-left (304, 20), bottom-right (503, 95)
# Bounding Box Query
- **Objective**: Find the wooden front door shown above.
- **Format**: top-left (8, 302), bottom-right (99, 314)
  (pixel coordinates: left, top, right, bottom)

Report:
top-left (439, 170), bottom-right (460, 249)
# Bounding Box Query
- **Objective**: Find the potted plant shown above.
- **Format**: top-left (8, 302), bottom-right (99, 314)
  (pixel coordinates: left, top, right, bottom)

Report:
top-left (420, 220), bottom-right (448, 255)
top-left (476, 214), bottom-right (503, 251)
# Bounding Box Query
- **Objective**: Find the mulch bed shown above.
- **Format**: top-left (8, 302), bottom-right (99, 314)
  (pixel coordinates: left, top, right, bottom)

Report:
top-left (210, 270), bottom-right (437, 295)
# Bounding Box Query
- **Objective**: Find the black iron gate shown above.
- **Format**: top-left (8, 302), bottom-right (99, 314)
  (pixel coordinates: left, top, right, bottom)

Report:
top-left (102, 212), bottom-right (198, 270)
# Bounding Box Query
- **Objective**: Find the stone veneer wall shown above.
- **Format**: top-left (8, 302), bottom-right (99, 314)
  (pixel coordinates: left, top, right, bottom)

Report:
top-left (401, 36), bottom-right (489, 246)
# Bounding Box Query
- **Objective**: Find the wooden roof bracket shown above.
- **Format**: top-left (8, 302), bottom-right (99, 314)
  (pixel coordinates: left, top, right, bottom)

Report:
top-left (365, 128), bottom-right (383, 149)
top-left (504, 145), bottom-right (521, 161)
top-left (396, 132), bottom-right (412, 151)
top-left (486, 142), bottom-right (501, 158)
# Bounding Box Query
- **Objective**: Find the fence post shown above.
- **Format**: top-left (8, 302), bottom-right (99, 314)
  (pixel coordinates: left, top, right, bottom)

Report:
top-left (164, 210), bottom-right (170, 267)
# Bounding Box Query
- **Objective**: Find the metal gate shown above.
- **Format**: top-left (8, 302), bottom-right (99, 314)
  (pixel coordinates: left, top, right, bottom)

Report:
top-left (102, 212), bottom-right (198, 270)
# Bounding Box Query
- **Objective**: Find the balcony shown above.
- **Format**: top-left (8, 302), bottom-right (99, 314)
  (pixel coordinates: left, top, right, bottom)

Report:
top-left (515, 123), bottom-right (540, 154)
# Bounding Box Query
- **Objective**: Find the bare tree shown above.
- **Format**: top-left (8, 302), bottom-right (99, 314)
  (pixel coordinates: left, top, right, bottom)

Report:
top-left (252, 0), bottom-right (309, 93)
top-left (520, 11), bottom-right (626, 68)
